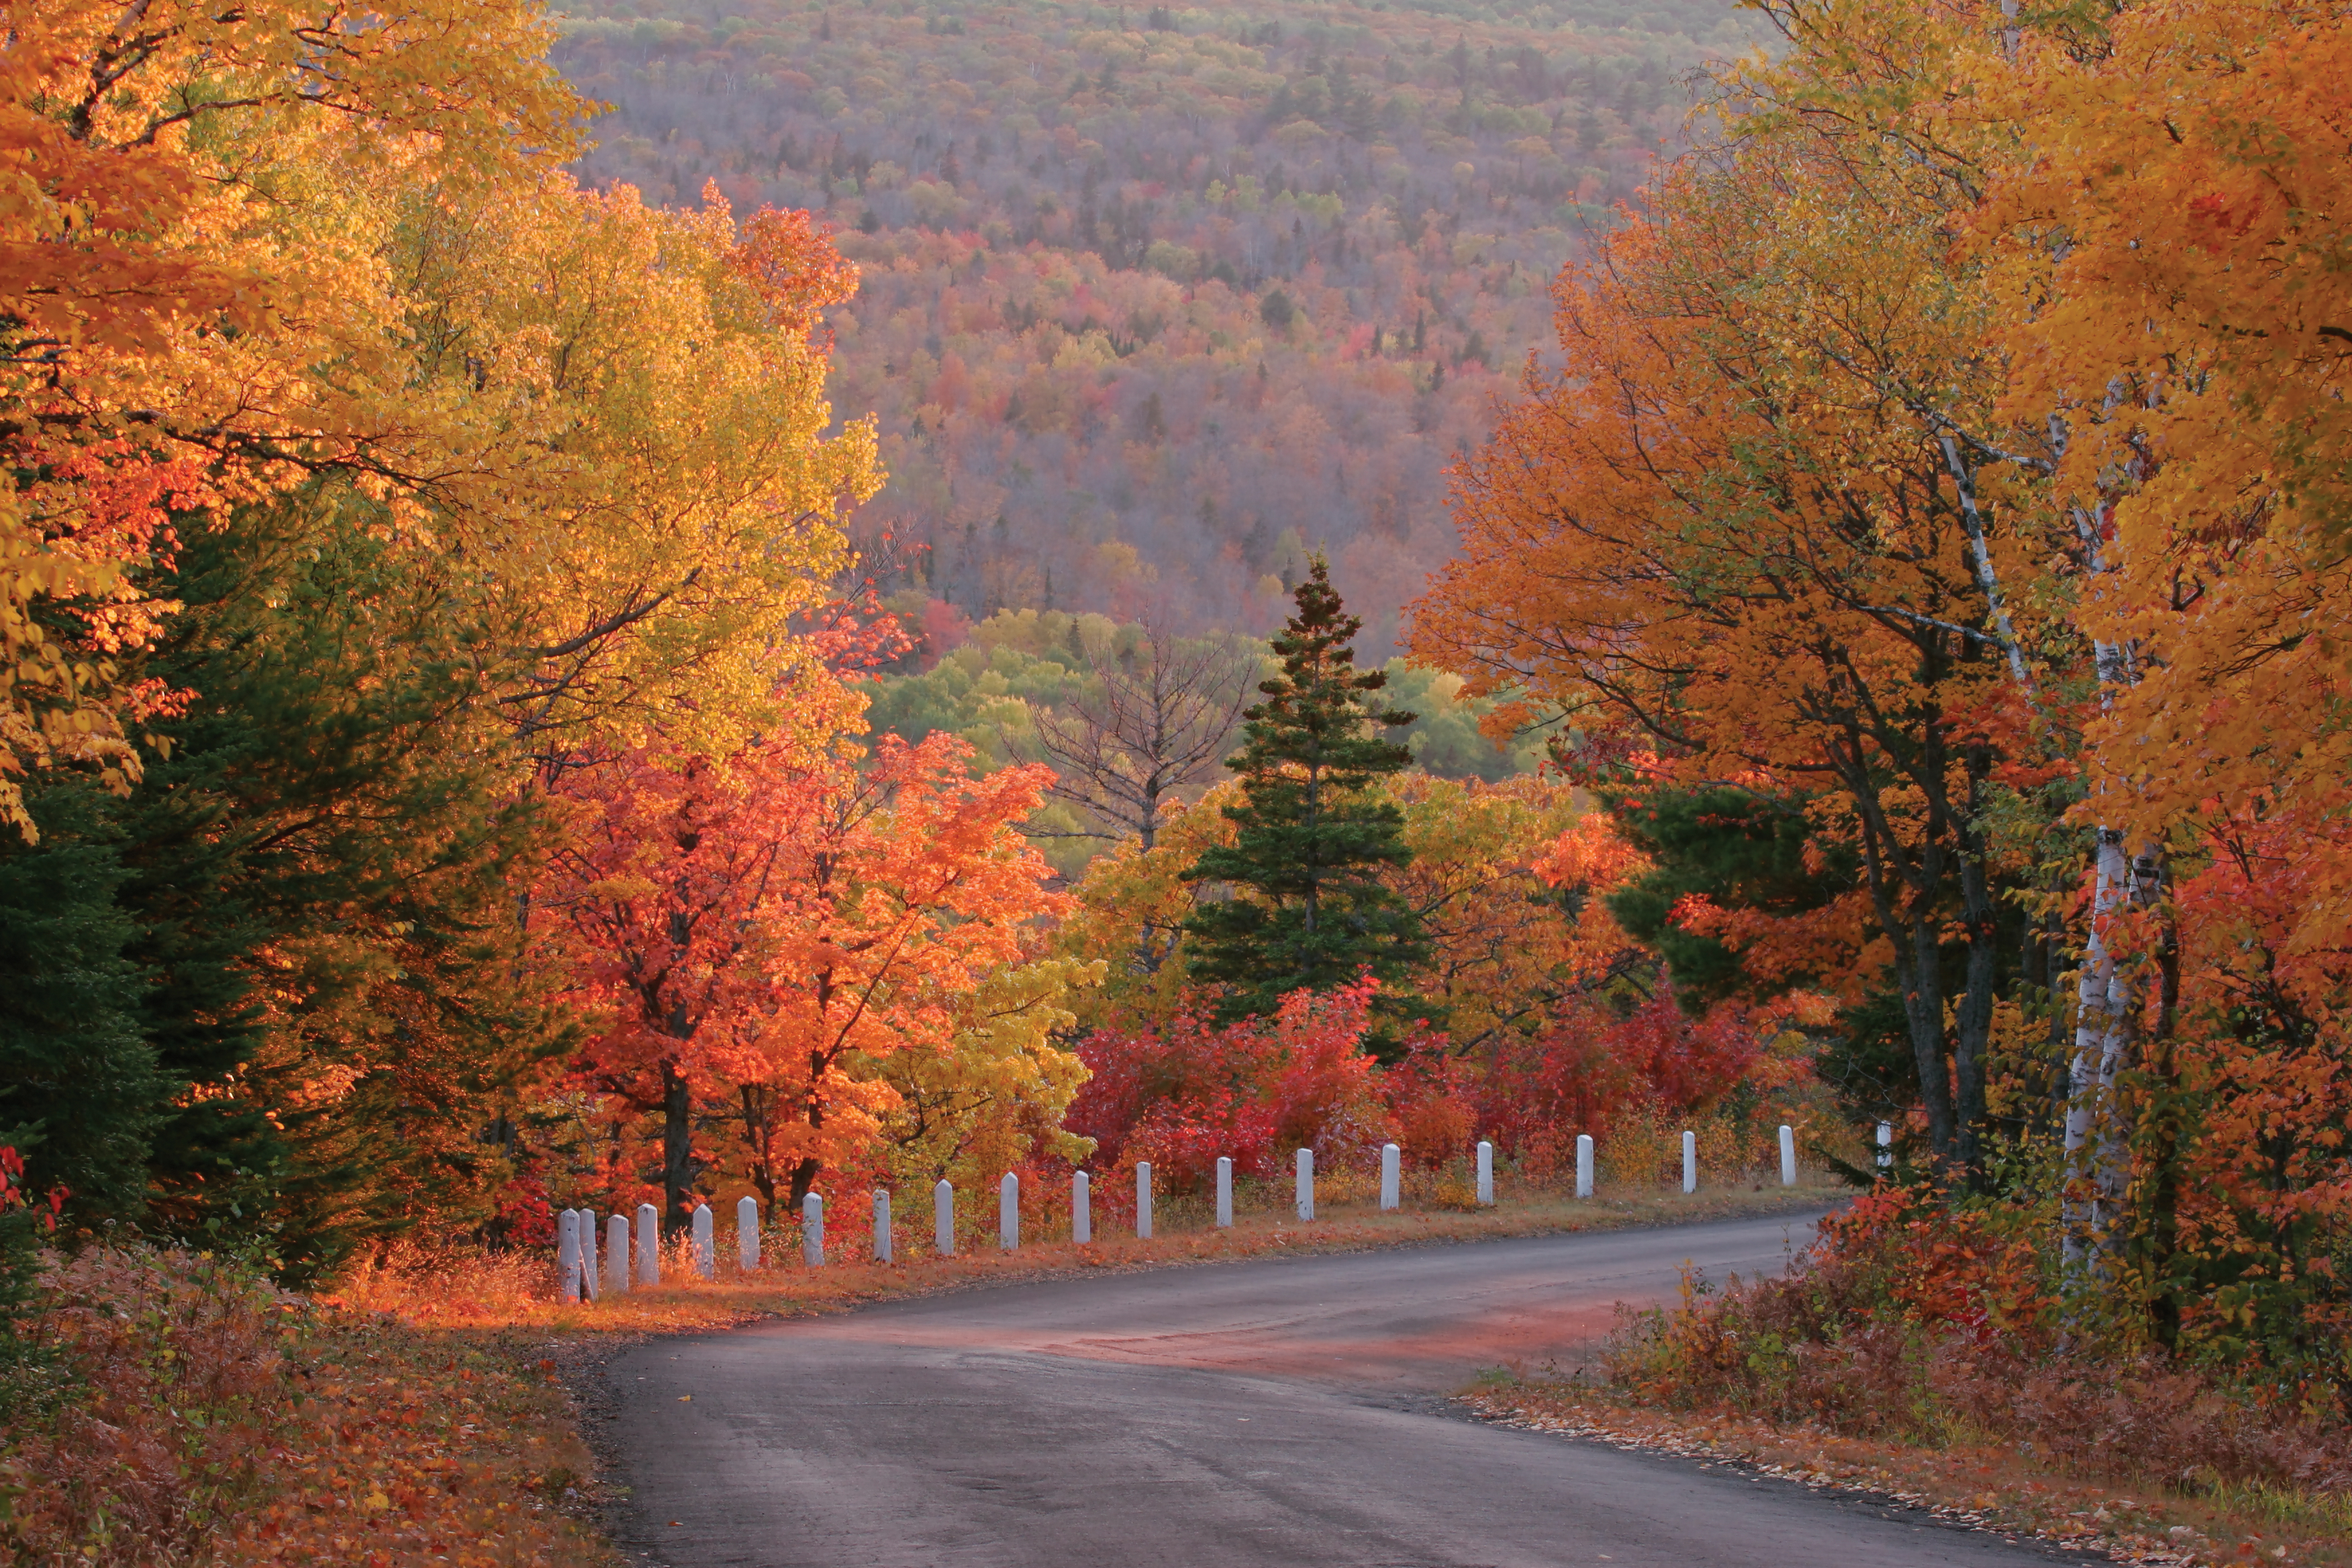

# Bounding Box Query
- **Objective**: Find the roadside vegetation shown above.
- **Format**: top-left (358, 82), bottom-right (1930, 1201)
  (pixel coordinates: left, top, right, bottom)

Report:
top-left (1469, 1185), bottom-right (2352, 1565)
top-left (1, 1171), bottom-right (1825, 1567)
top-left (0, 1247), bottom-right (610, 1567)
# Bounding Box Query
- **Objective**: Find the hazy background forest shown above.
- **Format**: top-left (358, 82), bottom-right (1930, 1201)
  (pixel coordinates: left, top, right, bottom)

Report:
top-left (549, 0), bottom-right (1761, 656)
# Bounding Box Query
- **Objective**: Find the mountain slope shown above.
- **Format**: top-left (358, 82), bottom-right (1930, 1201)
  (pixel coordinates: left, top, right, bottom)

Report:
top-left (552, 0), bottom-right (1757, 651)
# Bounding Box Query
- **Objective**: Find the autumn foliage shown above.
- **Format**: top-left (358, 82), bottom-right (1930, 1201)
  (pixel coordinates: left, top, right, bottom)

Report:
top-left (538, 709), bottom-right (1075, 1222)
top-left (13, 1), bottom-right (2352, 1554)
top-left (1410, 0), bottom-right (2352, 1392)
top-left (1068, 977), bottom-right (1399, 1191)
top-left (1606, 1185), bottom-right (2352, 1502)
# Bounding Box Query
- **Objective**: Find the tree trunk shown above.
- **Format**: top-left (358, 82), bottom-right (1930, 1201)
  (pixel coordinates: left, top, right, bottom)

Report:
top-left (661, 1057), bottom-right (696, 1234)
top-left (1951, 753), bottom-right (2002, 1181)
top-left (787, 1049), bottom-right (829, 1209)
top-left (742, 1083), bottom-right (779, 1214)
top-left (1953, 852), bottom-right (2000, 1179)
top-left (2141, 911), bottom-right (2183, 1348)
top-left (1896, 910), bottom-right (1959, 1161)
top-left (2061, 827), bottom-right (2135, 1270)
top-left (787, 1155), bottom-right (821, 1210)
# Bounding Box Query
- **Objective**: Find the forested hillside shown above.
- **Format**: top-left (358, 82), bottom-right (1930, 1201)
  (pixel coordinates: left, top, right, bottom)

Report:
top-left (549, 0), bottom-right (1758, 652)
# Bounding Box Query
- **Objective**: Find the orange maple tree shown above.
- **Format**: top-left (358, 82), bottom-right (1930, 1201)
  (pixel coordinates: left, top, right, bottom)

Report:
top-left (540, 703), bottom-right (1065, 1224)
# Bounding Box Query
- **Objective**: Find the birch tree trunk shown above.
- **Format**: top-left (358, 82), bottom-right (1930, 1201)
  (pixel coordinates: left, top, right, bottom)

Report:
top-left (2059, 501), bottom-right (2157, 1273)
top-left (2060, 824), bottom-right (2133, 1269)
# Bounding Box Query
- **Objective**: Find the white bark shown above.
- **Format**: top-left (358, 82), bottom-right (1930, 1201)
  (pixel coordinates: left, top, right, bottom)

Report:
top-left (1940, 432), bottom-right (2032, 685)
top-left (2061, 499), bottom-right (2152, 1273)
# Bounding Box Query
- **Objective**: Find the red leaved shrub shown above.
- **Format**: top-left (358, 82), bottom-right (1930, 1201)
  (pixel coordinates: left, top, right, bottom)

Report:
top-left (1477, 993), bottom-right (1765, 1159)
top-left (1068, 979), bottom-right (1395, 1190)
top-left (2, 1245), bottom-right (610, 1565)
top-left (0, 1248), bottom-right (293, 1563)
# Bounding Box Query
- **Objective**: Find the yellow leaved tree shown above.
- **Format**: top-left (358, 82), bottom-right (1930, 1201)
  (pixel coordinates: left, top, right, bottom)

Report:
top-left (0, 0), bottom-right (579, 835)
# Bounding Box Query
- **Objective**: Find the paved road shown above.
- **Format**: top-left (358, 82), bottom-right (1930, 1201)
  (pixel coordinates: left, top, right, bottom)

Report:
top-left (602, 1214), bottom-right (2090, 1567)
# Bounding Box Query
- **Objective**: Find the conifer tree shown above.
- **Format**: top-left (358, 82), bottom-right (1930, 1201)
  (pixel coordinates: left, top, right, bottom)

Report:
top-left (1185, 556), bottom-right (1427, 1024)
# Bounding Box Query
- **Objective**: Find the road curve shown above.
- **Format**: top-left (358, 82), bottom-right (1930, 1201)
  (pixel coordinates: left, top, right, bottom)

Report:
top-left (601, 1212), bottom-right (2089, 1567)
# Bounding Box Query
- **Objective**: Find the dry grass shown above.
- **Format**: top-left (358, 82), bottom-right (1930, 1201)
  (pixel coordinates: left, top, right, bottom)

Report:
top-left (1463, 1382), bottom-right (2352, 1568)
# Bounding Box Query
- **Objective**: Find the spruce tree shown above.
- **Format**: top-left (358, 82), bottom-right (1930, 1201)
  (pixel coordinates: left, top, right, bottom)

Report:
top-left (1185, 555), bottom-right (1426, 1024)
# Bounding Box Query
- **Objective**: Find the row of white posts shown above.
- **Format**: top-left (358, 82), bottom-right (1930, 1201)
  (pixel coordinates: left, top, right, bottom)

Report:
top-left (558, 1126), bottom-right (1806, 1299)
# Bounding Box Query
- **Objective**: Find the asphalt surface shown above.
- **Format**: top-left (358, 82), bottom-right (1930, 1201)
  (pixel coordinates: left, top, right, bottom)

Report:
top-left (601, 1213), bottom-right (2096, 1567)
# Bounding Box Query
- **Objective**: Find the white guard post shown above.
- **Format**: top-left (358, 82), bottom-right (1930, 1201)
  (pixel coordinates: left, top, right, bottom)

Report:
top-left (934, 1179), bottom-right (955, 1257)
top-left (999, 1173), bottom-right (1020, 1251)
top-left (635, 1203), bottom-right (660, 1285)
top-left (803, 1191), bottom-right (826, 1267)
top-left (576, 1209), bottom-right (598, 1301)
top-left (691, 1204), bottom-right (715, 1279)
top-left (873, 1189), bottom-right (893, 1263)
top-left (1575, 1134), bottom-right (1594, 1199)
top-left (1475, 1140), bottom-right (1494, 1206)
top-left (738, 1195), bottom-right (760, 1272)
top-left (1683, 1130), bottom-right (1698, 1195)
top-left (1379, 1142), bottom-right (1400, 1211)
top-left (1214, 1158), bottom-right (1232, 1228)
top-left (557, 1210), bottom-right (581, 1303)
top-left (1135, 1161), bottom-right (1153, 1240)
top-left (1073, 1171), bottom-right (1091, 1244)
top-left (1779, 1124), bottom-right (1798, 1187)
top-left (1295, 1148), bottom-right (1314, 1222)
top-left (606, 1214), bottom-right (630, 1295)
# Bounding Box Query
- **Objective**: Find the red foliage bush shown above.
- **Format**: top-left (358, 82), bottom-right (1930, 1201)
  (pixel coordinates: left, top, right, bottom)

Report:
top-left (0, 1248), bottom-right (293, 1562)
top-left (1383, 1024), bottom-right (1478, 1168)
top-left (1072, 977), bottom-right (1788, 1191)
top-left (1476, 994), bottom-right (1764, 1159)
top-left (1068, 979), bottom-right (1395, 1191)
top-left (1, 1246), bottom-right (607, 1565)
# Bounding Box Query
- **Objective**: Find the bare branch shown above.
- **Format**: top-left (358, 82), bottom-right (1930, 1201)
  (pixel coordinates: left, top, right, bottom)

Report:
top-left (1022, 613), bottom-right (1258, 849)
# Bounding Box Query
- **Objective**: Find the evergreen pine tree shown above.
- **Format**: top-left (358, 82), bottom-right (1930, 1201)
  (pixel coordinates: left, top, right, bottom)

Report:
top-left (1185, 555), bottom-right (1427, 1024)
top-left (0, 783), bottom-right (166, 1224)
top-left (0, 493), bottom-right (563, 1281)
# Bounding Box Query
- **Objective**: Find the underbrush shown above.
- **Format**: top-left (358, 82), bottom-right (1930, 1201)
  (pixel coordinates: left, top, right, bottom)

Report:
top-left (1577, 1184), bottom-right (2352, 1563)
top-left (0, 1246), bottom-right (611, 1567)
